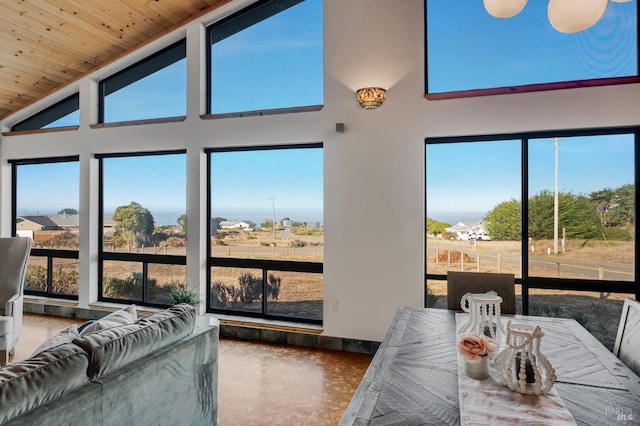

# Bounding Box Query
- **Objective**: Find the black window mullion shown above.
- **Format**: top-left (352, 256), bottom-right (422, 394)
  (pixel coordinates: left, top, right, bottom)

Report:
top-left (262, 269), bottom-right (269, 315)
top-left (142, 262), bottom-right (149, 303)
top-left (521, 137), bottom-right (530, 315)
top-left (46, 255), bottom-right (54, 294)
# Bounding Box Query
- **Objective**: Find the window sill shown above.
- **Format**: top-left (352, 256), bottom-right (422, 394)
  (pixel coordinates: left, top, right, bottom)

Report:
top-left (90, 116), bottom-right (186, 129)
top-left (425, 76), bottom-right (640, 101)
top-left (200, 104), bottom-right (323, 120)
top-left (2, 125), bottom-right (79, 137)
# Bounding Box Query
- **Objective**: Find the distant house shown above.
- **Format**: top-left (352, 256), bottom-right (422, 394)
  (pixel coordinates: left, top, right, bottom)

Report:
top-left (445, 221), bottom-right (489, 240)
top-left (103, 214), bottom-right (116, 235)
top-left (16, 215), bottom-right (61, 231)
top-left (219, 220), bottom-right (256, 231)
top-left (16, 216), bottom-right (62, 239)
top-left (47, 213), bottom-right (80, 230)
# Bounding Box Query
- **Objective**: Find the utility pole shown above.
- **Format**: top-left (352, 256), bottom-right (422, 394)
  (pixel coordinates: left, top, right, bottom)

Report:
top-left (270, 197), bottom-right (276, 239)
top-left (553, 138), bottom-right (559, 254)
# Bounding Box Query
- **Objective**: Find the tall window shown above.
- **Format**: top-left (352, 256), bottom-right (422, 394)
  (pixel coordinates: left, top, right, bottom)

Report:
top-left (99, 151), bottom-right (187, 306)
top-left (12, 157), bottom-right (80, 298)
top-left (425, 0), bottom-right (638, 98)
top-left (99, 40), bottom-right (186, 123)
top-left (11, 94), bottom-right (79, 131)
top-left (426, 129), bottom-right (638, 349)
top-left (208, 144), bottom-right (323, 323)
top-left (207, 0), bottom-right (323, 114)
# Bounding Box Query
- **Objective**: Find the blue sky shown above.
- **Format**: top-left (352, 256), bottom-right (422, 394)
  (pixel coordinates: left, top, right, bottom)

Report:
top-left (426, 133), bottom-right (635, 220)
top-left (19, 0), bottom-right (638, 225)
top-left (210, 148), bottom-right (323, 224)
top-left (427, 0), bottom-right (637, 92)
top-left (28, 0), bottom-right (324, 225)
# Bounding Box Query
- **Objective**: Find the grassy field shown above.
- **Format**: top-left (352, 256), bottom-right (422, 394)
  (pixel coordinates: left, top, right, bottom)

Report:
top-left (26, 229), bottom-right (635, 349)
top-left (426, 238), bottom-right (635, 350)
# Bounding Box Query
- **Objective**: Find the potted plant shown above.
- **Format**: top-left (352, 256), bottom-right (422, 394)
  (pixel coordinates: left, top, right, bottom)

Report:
top-left (168, 281), bottom-right (200, 307)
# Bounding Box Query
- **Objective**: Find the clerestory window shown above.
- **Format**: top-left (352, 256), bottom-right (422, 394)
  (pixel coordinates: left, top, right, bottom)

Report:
top-left (11, 94), bottom-right (79, 131)
top-left (425, 0), bottom-right (639, 99)
top-left (207, 0), bottom-right (323, 115)
top-left (99, 40), bottom-right (186, 123)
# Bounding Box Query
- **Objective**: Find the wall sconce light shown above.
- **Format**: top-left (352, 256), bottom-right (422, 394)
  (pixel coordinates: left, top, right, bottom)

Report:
top-left (356, 87), bottom-right (387, 109)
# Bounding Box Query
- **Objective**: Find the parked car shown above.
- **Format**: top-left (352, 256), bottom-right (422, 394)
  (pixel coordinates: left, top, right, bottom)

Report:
top-left (469, 233), bottom-right (491, 241)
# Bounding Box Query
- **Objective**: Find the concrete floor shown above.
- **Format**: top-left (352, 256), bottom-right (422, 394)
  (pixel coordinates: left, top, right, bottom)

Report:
top-left (13, 313), bottom-right (373, 425)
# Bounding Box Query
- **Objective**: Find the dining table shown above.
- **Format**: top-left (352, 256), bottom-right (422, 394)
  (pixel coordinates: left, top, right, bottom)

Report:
top-left (340, 307), bottom-right (640, 425)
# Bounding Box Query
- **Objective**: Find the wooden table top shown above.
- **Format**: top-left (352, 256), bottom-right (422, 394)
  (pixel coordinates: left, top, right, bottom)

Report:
top-left (341, 308), bottom-right (640, 425)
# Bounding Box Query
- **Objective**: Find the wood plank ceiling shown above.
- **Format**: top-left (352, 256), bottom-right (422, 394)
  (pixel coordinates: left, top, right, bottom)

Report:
top-left (0, 0), bottom-right (232, 120)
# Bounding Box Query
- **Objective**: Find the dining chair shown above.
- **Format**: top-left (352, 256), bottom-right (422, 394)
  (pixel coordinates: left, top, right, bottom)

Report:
top-left (446, 271), bottom-right (516, 315)
top-left (0, 237), bottom-right (32, 366)
top-left (613, 298), bottom-right (640, 377)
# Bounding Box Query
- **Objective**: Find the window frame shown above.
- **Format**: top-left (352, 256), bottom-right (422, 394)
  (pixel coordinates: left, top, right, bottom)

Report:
top-left (424, 127), bottom-right (640, 311)
top-left (423, 0), bottom-right (640, 100)
top-left (206, 143), bottom-right (323, 324)
top-left (11, 156), bottom-right (80, 300)
top-left (97, 149), bottom-right (187, 308)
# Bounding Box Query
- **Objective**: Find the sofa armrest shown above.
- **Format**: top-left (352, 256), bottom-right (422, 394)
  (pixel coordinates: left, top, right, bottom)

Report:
top-left (5, 294), bottom-right (22, 317)
top-left (0, 317), bottom-right (14, 337)
top-left (3, 295), bottom-right (23, 345)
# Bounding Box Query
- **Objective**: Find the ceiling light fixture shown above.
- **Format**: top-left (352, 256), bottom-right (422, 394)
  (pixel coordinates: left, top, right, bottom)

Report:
top-left (356, 87), bottom-right (387, 109)
top-left (483, 0), bottom-right (631, 33)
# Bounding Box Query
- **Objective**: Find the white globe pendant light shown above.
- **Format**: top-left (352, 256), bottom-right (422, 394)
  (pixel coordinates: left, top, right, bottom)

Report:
top-left (483, 0), bottom-right (528, 18)
top-left (548, 0), bottom-right (609, 33)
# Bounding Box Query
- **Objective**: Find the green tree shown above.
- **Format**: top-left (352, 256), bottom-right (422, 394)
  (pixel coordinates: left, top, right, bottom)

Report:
top-left (177, 214), bottom-right (187, 233)
top-left (589, 188), bottom-right (614, 227)
top-left (528, 191), bottom-right (601, 240)
top-left (485, 199), bottom-right (521, 240)
top-left (261, 219), bottom-right (274, 229)
top-left (57, 208), bottom-right (78, 215)
top-left (611, 184), bottom-right (634, 227)
top-left (112, 201), bottom-right (155, 246)
top-left (426, 218), bottom-right (449, 236)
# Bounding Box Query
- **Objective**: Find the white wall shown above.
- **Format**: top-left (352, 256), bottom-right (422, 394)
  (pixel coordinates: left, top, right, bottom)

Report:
top-left (1, 0), bottom-right (640, 342)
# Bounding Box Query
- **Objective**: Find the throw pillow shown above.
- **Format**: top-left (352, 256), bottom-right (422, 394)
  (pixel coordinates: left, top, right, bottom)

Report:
top-left (79, 305), bottom-right (137, 335)
top-left (31, 324), bottom-right (79, 357)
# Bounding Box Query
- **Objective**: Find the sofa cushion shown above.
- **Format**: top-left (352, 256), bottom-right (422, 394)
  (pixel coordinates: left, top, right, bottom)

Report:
top-left (80, 305), bottom-right (137, 335)
top-left (0, 343), bottom-right (90, 424)
top-left (73, 304), bottom-right (196, 380)
top-left (31, 324), bottom-right (79, 357)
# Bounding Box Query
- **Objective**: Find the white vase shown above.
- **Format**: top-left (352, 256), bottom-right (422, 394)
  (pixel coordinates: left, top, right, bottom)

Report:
top-left (465, 357), bottom-right (489, 380)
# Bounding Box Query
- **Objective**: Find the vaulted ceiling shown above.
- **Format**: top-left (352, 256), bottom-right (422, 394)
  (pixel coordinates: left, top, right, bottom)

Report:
top-left (0, 0), bottom-right (232, 120)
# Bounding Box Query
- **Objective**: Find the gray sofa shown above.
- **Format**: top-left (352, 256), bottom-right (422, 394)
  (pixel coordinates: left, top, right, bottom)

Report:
top-left (0, 304), bottom-right (219, 426)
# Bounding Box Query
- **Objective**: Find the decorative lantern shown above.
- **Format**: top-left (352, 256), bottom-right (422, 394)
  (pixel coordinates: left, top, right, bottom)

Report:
top-left (493, 321), bottom-right (557, 395)
top-left (458, 291), bottom-right (505, 341)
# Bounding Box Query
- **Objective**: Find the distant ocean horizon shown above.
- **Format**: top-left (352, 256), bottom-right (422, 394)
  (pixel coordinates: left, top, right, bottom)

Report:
top-left (428, 211), bottom-right (487, 226)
